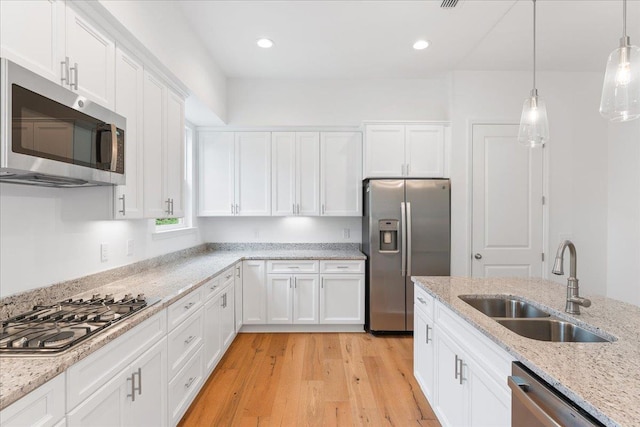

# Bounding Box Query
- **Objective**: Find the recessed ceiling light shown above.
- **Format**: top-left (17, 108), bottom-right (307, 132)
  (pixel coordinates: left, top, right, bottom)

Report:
top-left (257, 38), bottom-right (274, 49)
top-left (413, 40), bottom-right (430, 50)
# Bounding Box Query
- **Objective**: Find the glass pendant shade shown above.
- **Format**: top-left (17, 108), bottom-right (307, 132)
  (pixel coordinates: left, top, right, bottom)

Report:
top-left (600, 43), bottom-right (640, 122)
top-left (518, 92), bottom-right (549, 147)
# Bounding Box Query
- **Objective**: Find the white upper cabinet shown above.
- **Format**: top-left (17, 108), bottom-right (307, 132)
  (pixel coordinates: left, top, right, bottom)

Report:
top-left (198, 132), bottom-right (235, 216)
top-left (143, 70), bottom-right (185, 219)
top-left (272, 132), bottom-right (320, 216)
top-left (198, 132), bottom-right (271, 216)
top-left (320, 132), bottom-right (362, 217)
top-left (114, 46), bottom-right (144, 220)
top-left (236, 132), bottom-right (272, 216)
top-left (364, 123), bottom-right (449, 179)
top-left (0, 0), bottom-right (65, 83)
top-left (65, 6), bottom-right (115, 108)
top-left (1, 1), bottom-right (115, 108)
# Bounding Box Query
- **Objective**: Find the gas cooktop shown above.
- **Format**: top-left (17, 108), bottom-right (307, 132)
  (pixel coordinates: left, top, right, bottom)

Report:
top-left (0, 293), bottom-right (159, 354)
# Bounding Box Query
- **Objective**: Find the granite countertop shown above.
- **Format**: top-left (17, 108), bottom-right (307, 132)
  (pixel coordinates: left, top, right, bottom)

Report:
top-left (0, 247), bottom-right (365, 410)
top-left (412, 276), bottom-right (640, 427)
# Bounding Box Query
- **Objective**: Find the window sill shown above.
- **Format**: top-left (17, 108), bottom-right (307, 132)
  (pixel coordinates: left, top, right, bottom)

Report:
top-left (152, 226), bottom-right (198, 241)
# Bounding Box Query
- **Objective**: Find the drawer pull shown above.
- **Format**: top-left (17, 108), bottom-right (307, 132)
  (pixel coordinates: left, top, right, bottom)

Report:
top-left (417, 297), bottom-right (427, 305)
top-left (184, 302), bottom-right (195, 310)
top-left (185, 377), bottom-right (195, 389)
top-left (210, 285), bottom-right (219, 291)
top-left (336, 266), bottom-right (349, 269)
top-left (287, 266), bottom-right (300, 269)
top-left (225, 274), bottom-right (233, 279)
top-left (184, 335), bottom-right (195, 345)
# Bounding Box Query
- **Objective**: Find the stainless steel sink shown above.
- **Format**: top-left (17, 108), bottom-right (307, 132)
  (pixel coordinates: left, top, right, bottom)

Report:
top-left (496, 319), bottom-right (611, 343)
top-left (459, 295), bottom-right (551, 318)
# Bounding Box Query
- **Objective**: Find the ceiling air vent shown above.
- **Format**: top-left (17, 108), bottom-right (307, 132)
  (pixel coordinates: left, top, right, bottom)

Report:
top-left (441, 0), bottom-right (459, 7)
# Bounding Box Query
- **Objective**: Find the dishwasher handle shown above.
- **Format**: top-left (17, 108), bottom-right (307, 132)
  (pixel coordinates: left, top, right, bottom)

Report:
top-left (508, 376), bottom-right (562, 427)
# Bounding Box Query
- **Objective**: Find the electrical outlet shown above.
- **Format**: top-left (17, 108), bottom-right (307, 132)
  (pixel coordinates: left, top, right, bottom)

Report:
top-left (127, 240), bottom-right (134, 256)
top-left (253, 229), bottom-right (260, 239)
top-left (100, 243), bottom-right (109, 262)
top-left (343, 228), bottom-right (350, 239)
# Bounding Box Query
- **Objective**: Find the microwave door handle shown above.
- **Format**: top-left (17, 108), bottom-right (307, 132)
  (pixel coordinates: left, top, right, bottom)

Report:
top-left (109, 124), bottom-right (118, 172)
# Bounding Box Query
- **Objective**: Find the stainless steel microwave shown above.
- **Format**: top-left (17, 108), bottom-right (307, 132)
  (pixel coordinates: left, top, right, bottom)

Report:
top-left (0, 58), bottom-right (125, 187)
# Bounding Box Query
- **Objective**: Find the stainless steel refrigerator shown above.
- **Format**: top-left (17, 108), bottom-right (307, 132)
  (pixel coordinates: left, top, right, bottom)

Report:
top-left (362, 179), bottom-right (450, 333)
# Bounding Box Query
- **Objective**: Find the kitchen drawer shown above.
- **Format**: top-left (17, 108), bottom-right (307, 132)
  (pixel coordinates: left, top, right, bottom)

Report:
top-left (319, 260), bottom-right (364, 274)
top-left (167, 308), bottom-right (204, 380)
top-left (168, 346), bottom-right (204, 425)
top-left (267, 260), bottom-right (319, 274)
top-left (221, 266), bottom-right (235, 287)
top-left (167, 287), bottom-right (204, 331)
top-left (0, 373), bottom-right (65, 427)
top-left (414, 285), bottom-right (434, 320)
top-left (203, 275), bottom-right (223, 301)
top-left (67, 309), bottom-right (167, 411)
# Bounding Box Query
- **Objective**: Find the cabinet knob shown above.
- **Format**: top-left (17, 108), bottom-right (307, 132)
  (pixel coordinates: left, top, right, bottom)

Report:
top-left (474, 253), bottom-right (483, 260)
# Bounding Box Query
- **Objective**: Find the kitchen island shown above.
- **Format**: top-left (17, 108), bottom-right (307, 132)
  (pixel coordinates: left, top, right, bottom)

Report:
top-left (413, 276), bottom-right (640, 427)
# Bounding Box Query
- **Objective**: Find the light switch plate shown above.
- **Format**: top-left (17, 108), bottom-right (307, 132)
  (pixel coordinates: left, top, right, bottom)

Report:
top-left (100, 243), bottom-right (109, 262)
top-left (126, 240), bottom-right (134, 256)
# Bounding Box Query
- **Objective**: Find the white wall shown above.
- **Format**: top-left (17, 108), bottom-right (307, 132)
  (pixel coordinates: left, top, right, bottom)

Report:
top-left (200, 217), bottom-right (361, 244)
top-left (607, 119), bottom-right (640, 306)
top-left (226, 77), bottom-right (451, 126)
top-left (0, 184), bottom-right (203, 298)
top-left (98, 0), bottom-right (227, 124)
top-left (450, 70), bottom-right (609, 297)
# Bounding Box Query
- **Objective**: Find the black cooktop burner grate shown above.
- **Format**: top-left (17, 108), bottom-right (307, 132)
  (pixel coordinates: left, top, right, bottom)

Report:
top-left (0, 293), bottom-right (157, 354)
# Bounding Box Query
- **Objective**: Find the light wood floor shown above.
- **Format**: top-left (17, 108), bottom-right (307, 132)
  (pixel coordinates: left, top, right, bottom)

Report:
top-left (179, 333), bottom-right (440, 427)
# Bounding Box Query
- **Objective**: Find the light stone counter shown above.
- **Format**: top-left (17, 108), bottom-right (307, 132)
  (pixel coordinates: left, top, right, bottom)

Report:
top-left (413, 276), bottom-right (640, 427)
top-left (0, 246), bottom-right (365, 410)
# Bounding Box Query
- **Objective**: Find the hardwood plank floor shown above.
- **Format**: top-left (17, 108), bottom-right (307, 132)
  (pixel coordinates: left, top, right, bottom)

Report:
top-left (179, 333), bottom-right (440, 427)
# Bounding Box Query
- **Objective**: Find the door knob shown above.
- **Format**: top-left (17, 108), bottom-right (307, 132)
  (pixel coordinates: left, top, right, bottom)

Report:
top-left (474, 253), bottom-right (482, 260)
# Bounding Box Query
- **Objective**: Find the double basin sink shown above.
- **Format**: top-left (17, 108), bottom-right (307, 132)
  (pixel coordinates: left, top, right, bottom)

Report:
top-left (459, 295), bottom-right (612, 343)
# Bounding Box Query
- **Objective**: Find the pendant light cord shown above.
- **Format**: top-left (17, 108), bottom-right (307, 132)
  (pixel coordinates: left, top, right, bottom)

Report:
top-left (623, 0), bottom-right (627, 39)
top-left (533, 0), bottom-right (537, 92)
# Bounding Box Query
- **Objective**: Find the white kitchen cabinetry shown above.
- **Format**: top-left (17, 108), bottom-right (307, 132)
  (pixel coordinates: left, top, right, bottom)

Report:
top-left (168, 348), bottom-right (203, 426)
top-left (66, 311), bottom-right (168, 427)
top-left (414, 287), bottom-right (435, 401)
top-left (143, 70), bottom-right (185, 219)
top-left (364, 123), bottom-right (448, 179)
top-left (203, 277), bottom-right (223, 375)
top-left (0, 373), bottom-right (65, 427)
top-left (64, 6), bottom-right (115, 109)
top-left (114, 46), bottom-right (144, 219)
top-left (0, 1), bottom-right (115, 108)
top-left (272, 132), bottom-right (320, 216)
top-left (413, 286), bottom-right (514, 427)
top-left (220, 283), bottom-right (236, 349)
top-left (234, 262), bottom-right (243, 331)
top-left (0, 0), bottom-right (65, 84)
top-left (319, 260), bottom-right (364, 324)
top-left (198, 132), bottom-right (271, 216)
top-left (320, 132), bottom-right (362, 216)
top-left (267, 274), bottom-right (319, 324)
top-left (242, 260), bottom-right (267, 324)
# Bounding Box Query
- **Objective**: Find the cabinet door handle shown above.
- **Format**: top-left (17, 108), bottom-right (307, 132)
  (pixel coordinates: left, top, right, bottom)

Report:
top-left (60, 57), bottom-right (70, 86)
top-left (297, 204), bottom-right (300, 215)
top-left (70, 62), bottom-right (79, 90)
top-left (236, 204), bottom-right (240, 215)
top-left (426, 324), bottom-right (431, 344)
top-left (185, 377), bottom-right (195, 389)
top-left (136, 367), bottom-right (142, 396)
top-left (127, 373), bottom-right (136, 401)
top-left (231, 204), bottom-right (234, 215)
top-left (406, 163), bottom-right (410, 175)
top-left (454, 354), bottom-right (460, 380)
top-left (455, 355), bottom-right (465, 385)
top-left (184, 301), bottom-right (195, 310)
top-left (184, 335), bottom-right (195, 345)
top-left (417, 296), bottom-right (426, 305)
top-left (166, 199), bottom-right (172, 215)
top-left (294, 277), bottom-right (297, 289)
top-left (322, 204), bottom-right (325, 215)
top-left (118, 194), bottom-right (126, 216)
top-left (236, 266), bottom-right (241, 277)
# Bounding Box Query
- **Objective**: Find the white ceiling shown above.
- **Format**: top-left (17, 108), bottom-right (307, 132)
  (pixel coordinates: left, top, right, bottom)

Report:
top-left (178, 0), bottom-right (640, 79)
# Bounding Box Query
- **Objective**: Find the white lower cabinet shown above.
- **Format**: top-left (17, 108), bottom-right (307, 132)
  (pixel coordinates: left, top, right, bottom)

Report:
top-left (168, 347), bottom-right (204, 426)
top-left (319, 274), bottom-right (364, 324)
top-left (203, 291), bottom-right (223, 375)
top-left (414, 284), bottom-right (514, 427)
top-left (221, 285), bottom-right (236, 349)
top-left (266, 273), bottom-right (319, 324)
top-left (234, 262), bottom-right (243, 331)
top-left (67, 336), bottom-right (168, 427)
top-left (242, 260), bottom-right (267, 324)
top-left (0, 373), bottom-right (65, 427)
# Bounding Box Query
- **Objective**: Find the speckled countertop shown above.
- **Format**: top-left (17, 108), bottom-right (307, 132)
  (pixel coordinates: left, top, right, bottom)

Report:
top-left (0, 247), bottom-right (365, 410)
top-left (412, 276), bottom-right (640, 427)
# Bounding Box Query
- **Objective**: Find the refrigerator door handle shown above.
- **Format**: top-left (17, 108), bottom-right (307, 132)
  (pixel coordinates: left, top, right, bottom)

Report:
top-left (407, 202), bottom-right (412, 276)
top-left (401, 202), bottom-right (407, 276)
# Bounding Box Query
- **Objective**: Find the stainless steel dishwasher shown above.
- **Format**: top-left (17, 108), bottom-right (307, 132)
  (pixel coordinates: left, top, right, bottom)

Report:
top-left (508, 362), bottom-right (605, 427)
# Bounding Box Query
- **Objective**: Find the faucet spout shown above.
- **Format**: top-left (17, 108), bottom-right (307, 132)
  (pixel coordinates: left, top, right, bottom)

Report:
top-left (551, 240), bottom-right (591, 315)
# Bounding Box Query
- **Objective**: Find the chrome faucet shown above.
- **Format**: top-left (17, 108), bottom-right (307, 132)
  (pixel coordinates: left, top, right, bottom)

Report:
top-left (552, 240), bottom-right (591, 315)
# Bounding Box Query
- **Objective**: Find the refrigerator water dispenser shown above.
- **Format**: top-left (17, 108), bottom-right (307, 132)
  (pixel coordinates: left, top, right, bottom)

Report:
top-left (378, 220), bottom-right (399, 253)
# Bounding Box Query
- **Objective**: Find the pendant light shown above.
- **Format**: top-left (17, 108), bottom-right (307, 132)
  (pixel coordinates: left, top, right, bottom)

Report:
top-left (599, 0), bottom-right (640, 122)
top-left (518, 0), bottom-right (549, 148)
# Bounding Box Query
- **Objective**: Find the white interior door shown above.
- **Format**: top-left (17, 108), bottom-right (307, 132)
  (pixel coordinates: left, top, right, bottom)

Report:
top-left (471, 124), bottom-right (543, 278)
